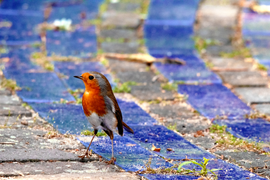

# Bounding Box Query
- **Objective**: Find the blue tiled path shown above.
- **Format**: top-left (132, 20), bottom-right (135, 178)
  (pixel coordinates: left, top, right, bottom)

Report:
top-left (0, 0), bottom-right (266, 179)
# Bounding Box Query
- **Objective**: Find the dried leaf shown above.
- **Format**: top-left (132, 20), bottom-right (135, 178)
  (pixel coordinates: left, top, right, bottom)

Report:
top-left (151, 144), bottom-right (161, 152)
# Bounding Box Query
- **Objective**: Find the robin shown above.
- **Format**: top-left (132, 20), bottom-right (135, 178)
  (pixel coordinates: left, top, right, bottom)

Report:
top-left (74, 71), bottom-right (134, 164)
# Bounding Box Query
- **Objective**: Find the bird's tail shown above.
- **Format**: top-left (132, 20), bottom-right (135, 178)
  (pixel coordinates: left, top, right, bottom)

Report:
top-left (123, 122), bottom-right (134, 134)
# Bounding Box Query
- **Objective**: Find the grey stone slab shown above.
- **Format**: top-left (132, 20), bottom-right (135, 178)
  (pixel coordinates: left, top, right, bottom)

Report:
top-left (0, 89), bottom-right (11, 95)
top-left (0, 116), bottom-right (40, 128)
top-left (149, 104), bottom-right (195, 119)
top-left (165, 118), bottom-right (211, 134)
top-left (0, 95), bottom-right (21, 105)
top-left (100, 29), bottom-right (137, 40)
top-left (199, 5), bottom-right (238, 28)
top-left (0, 105), bottom-right (31, 117)
top-left (0, 128), bottom-right (82, 151)
top-left (101, 42), bottom-right (139, 54)
top-left (11, 172), bottom-right (139, 180)
top-left (131, 84), bottom-right (174, 101)
top-left (116, 71), bottom-right (156, 84)
top-left (0, 161), bottom-right (120, 176)
top-left (107, 2), bottom-right (141, 12)
top-left (108, 59), bottom-right (147, 73)
top-left (218, 71), bottom-right (268, 87)
top-left (215, 151), bottom-right (270, 170)
top-left (255, 104), bottom-right (270, 115)
top-left (209, 57), bottom-right (253, 70)
top-left (102, 12), bottom-right (140, 28)
top-left (0, 148), bottom-right (80, 162)
top-left (205, 45), bottom-right (234, 57)
top-left (234, 88), bottom-right (270, 104)
top-left (185, 136), bottom-right (216, 150)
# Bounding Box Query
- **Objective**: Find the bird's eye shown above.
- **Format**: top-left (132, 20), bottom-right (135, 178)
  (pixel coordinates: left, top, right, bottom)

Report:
top-left (89, 75), bottom-right (94, 80)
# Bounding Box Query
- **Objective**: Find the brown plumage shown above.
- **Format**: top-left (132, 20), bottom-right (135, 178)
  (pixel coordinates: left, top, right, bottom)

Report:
top-left (74, 71), bottom-right (134, 164)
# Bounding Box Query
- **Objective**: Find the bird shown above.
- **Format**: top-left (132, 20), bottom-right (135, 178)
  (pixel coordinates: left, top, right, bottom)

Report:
top-left (74, 71), bottom-right (134, 164)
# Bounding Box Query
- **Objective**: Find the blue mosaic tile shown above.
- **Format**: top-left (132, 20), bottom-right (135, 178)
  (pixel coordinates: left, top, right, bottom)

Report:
top-left (257, 0), bottom-right (270, 5)
top-left (3, 48), bottom-right (41, 74)
top-left (142, 174), bottom-right (198, 180)
top-left (242, 10), bottom-right (270, 36)
top-left (48, 0), bottom-right (102, 24)
top-left (117, 99), bottom-right (158, 126)
top-left (78, 136), bottom-right (172, 172)
top-left (125, 125), bottom-right (214, 160)
top-left (53, 61), bottom-right (116, 90)
top-left (176, 159), bottom-right (266, 179)
top-left (144, 25), bottom-right (194, 50)
top-left (147, 0), bottom-right (200, 26)
top-left (0, 10), bottom-right (42, 44)
top-left (154, 61), bottom-right (222, 84)
top-left (5, 72), bottom-right (75, 103)
top-left (215, 119), bottom-right (270, 143)
top-left (0, 0), bottom-right (45, 11)
top-left (244, 36), bottom-right (270, 49)
top-left (178, 84), bottom-right (252, 119)
top-left (46, 29), bottom-right (97, 57)
top-left (30, 103), bottom-right (92, 135)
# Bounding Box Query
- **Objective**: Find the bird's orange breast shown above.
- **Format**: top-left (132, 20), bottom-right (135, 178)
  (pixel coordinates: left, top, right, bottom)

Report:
top-left (82, 87), bottom-right (106, 117)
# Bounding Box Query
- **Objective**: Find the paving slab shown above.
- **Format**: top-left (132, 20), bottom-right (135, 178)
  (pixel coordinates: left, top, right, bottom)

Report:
top-left (255, 104), bottom-right (270, 115)
top-left (12, 172), bottom-right (140, 180)
top-left (0, 148), bottom-right (80, 162)
top-left (108, 59), bottom-right (147, 73)
top-left (116, 71), bottom-right (156, 84)
top-left (0, 105), bottom-right (31, 117)
top-left (185, 136), bottom-right (216, 151)
top-left (215, 151), bottom-right (270, 170)
top-left (101, 42), bottom-right (139, 54)
top-left (0, 128), bottom-right (82, 150)
top-left (218, 71), bottom-right (268, 87)
top-left (0, 89), bottom-right (11, 95)
top-left (107, 2), bottom-right (141, 12)
top-left (102, 12), bottom-right (141, 28)
top-left (100, 29), bottom-right (137, 40)
top-left (131, 84), bottom-right (174, 101)
top-left (149, 103), bottom-right (195, 118)
top-left (0, 95), bottom-right (21, 105)
top-left (210, 57), bottom-right (253, 70)
top-left (234, 87), bottom-right (270, 104)
top-left (0, 116), bottom-right (41, 128)
top-left (0, 161), bottom-right (119, 176)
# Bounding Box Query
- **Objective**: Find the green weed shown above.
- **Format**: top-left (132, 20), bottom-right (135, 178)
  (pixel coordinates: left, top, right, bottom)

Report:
top-left (81, 130), bottom-right (107, 136)
top-left (0, 78), bottom-right (21, 91)
top-left (161, 82), bottom-right (177, 91)
top-left (193, 36), bottom-right (218, 54)
top-left (177, 157), bottom-right (220, 178)
top-left (167, 124), bottom-right (177, 131)
top-left (113, 81), bottom-right (138, 93)
top-left (220, 47), bottom-right (251, 58)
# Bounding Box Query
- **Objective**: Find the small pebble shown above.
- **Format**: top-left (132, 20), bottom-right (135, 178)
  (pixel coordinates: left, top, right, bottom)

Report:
top-left (21, 120), bottom-right (28, 126)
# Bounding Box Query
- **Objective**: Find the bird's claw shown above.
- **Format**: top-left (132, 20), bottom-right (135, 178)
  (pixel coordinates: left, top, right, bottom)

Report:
top-left (78, 150), bottom-right (92, 159)
top-left (106, 157), bottom-right (116, 165)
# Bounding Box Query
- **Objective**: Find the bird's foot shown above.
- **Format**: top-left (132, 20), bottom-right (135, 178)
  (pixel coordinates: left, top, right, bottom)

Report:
top-left (105, 157), bottom-right (116, 165)
top-left (78, 150), bottom-right (92, 159)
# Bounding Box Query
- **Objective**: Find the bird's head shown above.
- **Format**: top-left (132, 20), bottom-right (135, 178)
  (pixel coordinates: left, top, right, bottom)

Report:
top-left (74, 71), bottom-right (110, 93)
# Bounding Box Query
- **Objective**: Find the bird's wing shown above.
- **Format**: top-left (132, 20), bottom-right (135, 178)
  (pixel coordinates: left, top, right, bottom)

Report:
top-left (104, 95), bottom-right (124, 136)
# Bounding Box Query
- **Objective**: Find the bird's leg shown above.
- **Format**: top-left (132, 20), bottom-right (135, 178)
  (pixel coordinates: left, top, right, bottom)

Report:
top-left (79, 134), bottom-right (96, 159)
top-left (106, 138), bottom-right (116, 164)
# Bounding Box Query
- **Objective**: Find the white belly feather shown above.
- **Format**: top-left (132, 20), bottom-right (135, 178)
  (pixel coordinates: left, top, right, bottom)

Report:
top-left (86, 112), bottom-right (118, 133)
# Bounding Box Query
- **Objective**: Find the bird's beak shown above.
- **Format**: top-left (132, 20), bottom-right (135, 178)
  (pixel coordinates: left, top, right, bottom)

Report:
top-left (74, 75), bottom-right (83, 80)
